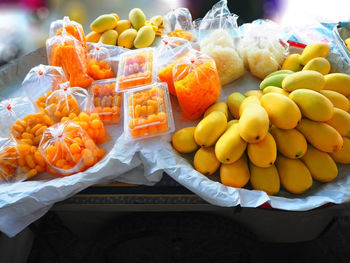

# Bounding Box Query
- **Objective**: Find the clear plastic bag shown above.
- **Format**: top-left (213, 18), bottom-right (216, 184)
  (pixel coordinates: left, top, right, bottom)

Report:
top-left (173, 49), bottom-right (221, 121)
top-left (49, 16), bottom-right (86, 50)
top-left (198, 0), bottom-right (244, 85)
top-left (87, 42), bottom-right (116, 80)
top-left (39, 86), bottom-right (89, 123)
top-left (0, 97), bottom-right (36, 138)
top-left (22, 64), bottom-right (67, 103)
top-left (0, 136), bottom-right (47, 183)
top-left (163, 8), bottom-right (196, 42)
top-left (238, 19), bottom-right (289, 79)
top-left (10, 112), bottom-right (55, 147)
top-left (38, 120), bottom-right (105, 176)
top-left (46, 33), bottom-right (93, 88)
top-left (87, 78), bottom-right (122, 125)
top-left (157, 37), bottom-right (192, 95)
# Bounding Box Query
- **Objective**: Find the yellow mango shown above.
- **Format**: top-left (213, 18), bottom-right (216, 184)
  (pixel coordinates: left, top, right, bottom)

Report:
top-left (194, 111), bottom-right (227, 147)
top-left (215, 123), bottom-right (247, 164)
top-left (289, 89), bottom-right (333, 122)
top-left (270, 126), bottom-right (307, 159)
top-left (129, 8), bottom-right (146, 30)
top-left (296, 118), bottom-right (343, 153)
top-left (247, 132), bottom-right (277, 167)
top-left (220, 155), bottom-right (250, 188)
top-left (239, 96), bottom-right (260, 116)
top-left (226, 120), bottom-right (238, 129)
top-left (117, 28), bottom-right (137, 48)
top-left (90, 14), bottom-right (118, 33)
top-left (239, 103), bottom-right (269, 143)
top-left (326, 108), bottom-right (350, 137)
top-left (282, 54), bottom-right (302, 72)
top-left (134, 26), bottom-right (156, 48)
top-left (227, 92), bottom-right (245, 119)
top-left (301, 145), bottom-right (338, 182)
top-left (266, 70), bottom-right (294, 78)
top-left (100, 30), bottom-right (118, 45)
top-left (260, 74), bottom-right (289, 90)
top-left (276, 155), bottom-right (313, 194)
top-left (282, 70), bottom-right (325, 92)
top-left (320, 90), bottom-right (350, 111)
top-left (244, 90), bottom-right (263, 98)
top-left (115, 20), bottom-right (132, 35)
top-left (330, 137), bottom-right (350, 164)
top-left (300, 42), bottom-right (330, 65)
top-left (324, 73), bottom-right (350, 96)
top-left (86, 31), bottom-right (101, 43)
top-left (203, 102), bottom-right (228, 119)
top-left (303, 57), bottom-right (331, 75)
top-left (194, 147), bottom-right (220, 176)
top-left (262, 86), bottom-right (289, 97)
top-left (260, 93), bottom-right (301, 129)
top-left (172, 127), bottom-right (198, 153)
top-left (249, 163), bottom-right (280, 195)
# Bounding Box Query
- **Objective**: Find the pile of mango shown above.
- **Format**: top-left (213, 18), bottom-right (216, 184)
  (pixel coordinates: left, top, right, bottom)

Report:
top-left (172, 42), bottom-right (350, 196)
top-left (86, 9), bottom-right (164, 49)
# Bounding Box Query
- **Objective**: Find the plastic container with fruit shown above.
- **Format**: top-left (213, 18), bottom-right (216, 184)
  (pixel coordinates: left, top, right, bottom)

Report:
top-left (123, 82), bottom-right (174, 140)
top-left (332, 22), bottom-right (350, 64)
top-left (87, 78), bottom-right (122, 125)
top-left (116, 48), bottom-right (156, 91)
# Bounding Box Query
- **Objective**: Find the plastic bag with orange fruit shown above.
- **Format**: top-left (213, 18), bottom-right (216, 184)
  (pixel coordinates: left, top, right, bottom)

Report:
top-left (22, 64), bottom-right (67, 104)
top-left (163, 8), bottom-right (196, 42)
top-left (37, 85), bottom-right (89, 123)
top-left (157, 37), bottom-right (192, 95)
top-left (87, 78), bottom-right (121, 125)
top-left (38, 120), bottom-right (105, 176)
top-left (173, 49), bottom-right (221, 121)
top-left (0, 137), bottom-right (46, 183)
top-left (87, 43), bottom-right (116, 80)
top-left (46, 32), bottom-right (93, 88)
top-left (49, 16), bottom-right (86, 50)
top-left (0, 97), bottom-right (36, 138)
top-left (10, 112), bottom-right (55, 147)
top-left (62, 112), bottom-right (108, 145)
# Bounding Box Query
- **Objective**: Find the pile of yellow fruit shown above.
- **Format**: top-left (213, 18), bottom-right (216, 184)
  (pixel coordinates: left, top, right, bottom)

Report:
top-left (172, 42), bottom-right (350, 196)
top-left (86, 8), bottom-right (164, 49)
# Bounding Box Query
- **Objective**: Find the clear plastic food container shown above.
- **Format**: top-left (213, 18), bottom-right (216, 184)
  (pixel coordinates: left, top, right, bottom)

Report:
top-left (88, 78), bottom-right (122, 125)
top-left (123, 82), bottom-right (174, 140)
top-left (116, 48), bottom-right (156, 92)
top-left (333, 22), bottom-right (350, 64)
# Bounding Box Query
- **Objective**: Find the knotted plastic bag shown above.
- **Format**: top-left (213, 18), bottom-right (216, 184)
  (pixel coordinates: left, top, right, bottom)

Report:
top-left (157, 37), bottom-right (192, 95)
top-left (0, 136), bottom-right (46, 183)
top-left (38, 120), bottom-right (105, 176)
top-left (22, 64), bottom-right (67, 104)
top-left (163, 8), bottom-right (196, 42)
top-left (87, 42), bottom-right (116, 80)
top-left (173, 49), bottom-right (221, 121)
top-left (0, 97), bottom-right (36, 138)
top-left (46, 32), bottom-right (93, 88)
top-left (238, 19), bottom-right (289, 79)
top-left (38, 85), bottom-right (89, 123)
top-left (50, 16), bottom-right (87, 50)
top-left (198, 0), bottom-right (244, 85)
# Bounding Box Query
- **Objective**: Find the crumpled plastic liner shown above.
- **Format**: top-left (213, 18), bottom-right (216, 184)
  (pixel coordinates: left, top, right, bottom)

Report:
top-left (1, 42), bottom-right (350, 237)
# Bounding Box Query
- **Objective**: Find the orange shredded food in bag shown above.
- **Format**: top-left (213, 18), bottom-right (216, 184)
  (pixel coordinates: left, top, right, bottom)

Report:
top-left (49, 38), bottom-right (93, 88)
top-left (56, 25), bottom-right (87, 50)
top-left (174, 61), bottom-right (221, 121)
